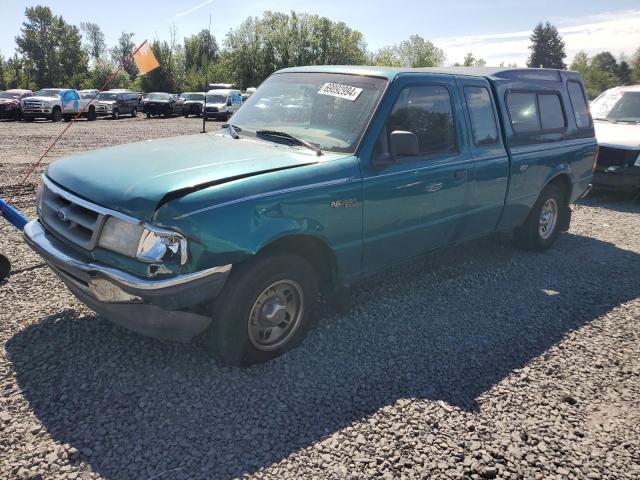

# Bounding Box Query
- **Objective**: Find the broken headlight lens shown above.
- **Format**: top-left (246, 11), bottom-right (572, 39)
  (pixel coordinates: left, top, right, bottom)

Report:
top-left (98, 217), bottom-right (188, 265)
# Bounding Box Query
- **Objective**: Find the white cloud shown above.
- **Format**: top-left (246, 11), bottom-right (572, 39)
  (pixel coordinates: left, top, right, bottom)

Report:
top-left (435, 10), bottom-right (640, 67)
top-left (173, 0), bottom-right (216, 19)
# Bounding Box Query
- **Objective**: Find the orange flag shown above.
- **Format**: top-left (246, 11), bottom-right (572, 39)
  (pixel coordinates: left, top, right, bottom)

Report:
top-left (133, 40), bottom-right (160, 74)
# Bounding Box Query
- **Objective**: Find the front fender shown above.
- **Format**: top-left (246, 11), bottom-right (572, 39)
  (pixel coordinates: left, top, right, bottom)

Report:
top-left (153, 156), bottom-right (364, 281)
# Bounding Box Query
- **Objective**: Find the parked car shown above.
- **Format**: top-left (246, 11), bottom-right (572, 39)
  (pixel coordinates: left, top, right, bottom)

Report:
top-left (96, 90), bottom-right (140, 119)
top-left (590, 84), bottom-right (640, 192)
top-left (143, 92), bottom-right (184, 117)
top-left (203, 89), bottom-right (242, 120)
top-left (181, 92), bottom-right (206, 117)
top-left (21, 88), bottom-right (98, 122)
top-left (0, 89), bottom-right (33, 120)
top-left (23, 66), bottom-right (595, 366)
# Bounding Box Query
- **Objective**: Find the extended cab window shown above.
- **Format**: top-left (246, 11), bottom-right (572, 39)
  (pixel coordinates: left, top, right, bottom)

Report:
top-left (464, 86), bottom-right (498, 145)
top-left (507, 91), bottom-right (566, 134)
top-left (387, 85), bottom-right (456, 155)
top-left (538, 93), bottom-right (565, 131)
top-left (507, 92), bottom-right (539, 133)
top-left (567, 81), bottom-right (591, 129)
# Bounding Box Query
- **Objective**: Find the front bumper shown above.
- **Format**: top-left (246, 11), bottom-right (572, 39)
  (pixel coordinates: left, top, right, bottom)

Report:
top-left (23, 219), bottom-right (231, 342)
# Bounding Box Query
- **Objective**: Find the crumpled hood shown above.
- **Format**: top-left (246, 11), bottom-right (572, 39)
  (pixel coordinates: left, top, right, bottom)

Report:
top-left (46, 133), bottom-right (327, 220)
top-left (0, 99), bottom-right (18, 107)
top-left (595, 121), bottom-right (640, 149)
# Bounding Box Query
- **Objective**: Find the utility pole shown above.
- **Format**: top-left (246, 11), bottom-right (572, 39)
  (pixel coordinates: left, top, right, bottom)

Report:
top-left (202, 14), bottom-right (212, 134)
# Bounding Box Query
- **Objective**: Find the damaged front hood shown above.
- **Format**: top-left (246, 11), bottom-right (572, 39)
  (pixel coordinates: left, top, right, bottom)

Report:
top-left (46, 133), bottom-right (324, 220)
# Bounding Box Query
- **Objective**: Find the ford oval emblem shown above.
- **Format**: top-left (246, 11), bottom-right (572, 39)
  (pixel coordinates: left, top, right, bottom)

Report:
top-left (56, 209), bottom-right (67, 221)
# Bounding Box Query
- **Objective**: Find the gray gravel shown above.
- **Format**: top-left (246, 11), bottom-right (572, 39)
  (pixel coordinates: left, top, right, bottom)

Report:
top-left (1, 117), bottom-right (639, 480)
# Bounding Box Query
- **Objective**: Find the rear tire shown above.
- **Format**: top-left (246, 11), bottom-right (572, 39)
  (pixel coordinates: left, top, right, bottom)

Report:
top-left (205, 253), bottom-right (318, 366)
top-left (514, 184), bottom-right (565, 251)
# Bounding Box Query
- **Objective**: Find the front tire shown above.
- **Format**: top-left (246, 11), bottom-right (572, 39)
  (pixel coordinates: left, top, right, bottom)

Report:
top-left (206, 253), bottom-right (318, 366)
top-left (131, 107), bottom-right (137, 118)
top-left (112, 108), bottom-right (120, 120)
top-left (87, 107), bottom-right (96, 121)
top-left (514, 184), bottom-right (565, 251)
top-left (51, 107), bottom-right (62, 122)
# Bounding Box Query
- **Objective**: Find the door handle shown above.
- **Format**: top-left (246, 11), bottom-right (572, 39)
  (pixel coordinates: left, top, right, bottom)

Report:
top-left (454, 169), bottom-right (468, 180)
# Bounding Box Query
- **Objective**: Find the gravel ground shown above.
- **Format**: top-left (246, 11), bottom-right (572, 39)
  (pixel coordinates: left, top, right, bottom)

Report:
top-left (0, 117), bottom-right (639, 480)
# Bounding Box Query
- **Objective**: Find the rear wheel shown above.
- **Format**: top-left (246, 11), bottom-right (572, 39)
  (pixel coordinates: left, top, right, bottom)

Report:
top-left (206, 253), bottom-right (318, 366)
top-left (514, 184), bottom-right (565, 251)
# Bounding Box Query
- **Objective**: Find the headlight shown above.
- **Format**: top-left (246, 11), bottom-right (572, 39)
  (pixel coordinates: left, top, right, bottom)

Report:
top-left (98, 217), bottom-right (187, 265)
top-left (35, 179), bottom-right (44, 216)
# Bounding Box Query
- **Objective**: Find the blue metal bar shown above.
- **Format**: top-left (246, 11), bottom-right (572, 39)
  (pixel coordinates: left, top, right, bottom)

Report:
top-left (0, 197), bottom-right (29, 231)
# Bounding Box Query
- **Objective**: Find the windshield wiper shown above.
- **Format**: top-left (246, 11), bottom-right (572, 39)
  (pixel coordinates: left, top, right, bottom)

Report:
top-left (256, 130), bottom-right (322, 156)
top-left (221, 123), bottom-right (240, 139)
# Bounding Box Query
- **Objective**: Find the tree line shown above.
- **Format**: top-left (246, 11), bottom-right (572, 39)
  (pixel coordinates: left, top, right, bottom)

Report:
top-left (0, 6), bottom-right (638, 100)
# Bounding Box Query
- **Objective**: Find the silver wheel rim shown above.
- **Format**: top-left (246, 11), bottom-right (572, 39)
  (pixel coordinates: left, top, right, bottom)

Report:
top-left (248, 279), bottom-right (304, 351)
top-left (539, 198), bottom-right (558, 240)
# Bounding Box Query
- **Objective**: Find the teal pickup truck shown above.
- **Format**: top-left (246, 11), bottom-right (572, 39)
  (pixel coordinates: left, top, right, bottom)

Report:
top-left (24, 66), bottom-right (596, 365)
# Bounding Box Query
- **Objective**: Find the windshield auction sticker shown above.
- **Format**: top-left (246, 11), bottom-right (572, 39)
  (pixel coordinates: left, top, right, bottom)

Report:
top-left (317, 83), bottom-right (363, 101)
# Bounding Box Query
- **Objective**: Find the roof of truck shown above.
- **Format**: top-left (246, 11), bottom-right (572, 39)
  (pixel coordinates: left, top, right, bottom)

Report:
top-left (278, 65), bottom-right (580, 82)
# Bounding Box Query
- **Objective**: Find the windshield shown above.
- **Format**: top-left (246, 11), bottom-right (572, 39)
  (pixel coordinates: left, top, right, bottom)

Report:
top-left (186, 93), bottom-right (205, 101)
top-left (147, 93), bottom-right (169, 100)
top-left (35, 89), bottom-right (62, 97)
top-left (206, 94), bottom-right (226, 103)
top-left (591, 90), bottom-right (640, 123)
top-left (98, 93), bottom-right (117, 101)
top-left (230, 72), bottom-right (387, 153)
top-left (0, 92), bottom-right (19, 99)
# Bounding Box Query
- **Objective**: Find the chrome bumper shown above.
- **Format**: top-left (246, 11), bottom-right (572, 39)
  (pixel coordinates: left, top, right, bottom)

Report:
top-left (23, 219), bottom-right (231, 341)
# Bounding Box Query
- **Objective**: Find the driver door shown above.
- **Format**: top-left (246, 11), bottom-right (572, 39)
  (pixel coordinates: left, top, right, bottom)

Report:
top-left (361, 76), bottom-right (473, 271)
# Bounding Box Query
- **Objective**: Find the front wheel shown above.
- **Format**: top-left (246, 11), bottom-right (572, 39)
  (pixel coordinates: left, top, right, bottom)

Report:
top-left (131, 107), bottom-right (137, 118)
top-left (206, 253), bottom-right (318, 366)
top-left (51, 107), bottom-right (62, 122)
top-left (87, 107), bottom-right (96, 121)
top-left (112, 108), bottom-right (120, 120)
top-left (514, 184), bottom-right (565, 251)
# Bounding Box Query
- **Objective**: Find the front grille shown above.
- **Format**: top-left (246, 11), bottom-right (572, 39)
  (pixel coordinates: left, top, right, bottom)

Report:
top-left (596, 146), bottom-right (639, 170)
top-left (39, 181), bottom-right (106, 250)
top-left (24, 100), bottom-right (43, 108)
top-left (205, 106), bottom-right (219, 113)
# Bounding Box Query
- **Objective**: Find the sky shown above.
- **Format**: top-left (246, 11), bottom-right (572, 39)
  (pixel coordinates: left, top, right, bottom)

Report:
top-left (1, 0), bottom-right (640, 67)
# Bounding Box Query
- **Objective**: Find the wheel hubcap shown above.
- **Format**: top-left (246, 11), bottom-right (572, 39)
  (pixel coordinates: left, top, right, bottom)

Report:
top-left (538, 198), bottom-right (558, 240)
top-left (248, 280), bottom-right (304, 351)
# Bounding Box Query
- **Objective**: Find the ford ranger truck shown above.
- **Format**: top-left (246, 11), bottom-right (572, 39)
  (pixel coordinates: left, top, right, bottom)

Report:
top-left (21, 88), bottom-right (98, 122)
top-left (23, 67), bottom-right (596, 365)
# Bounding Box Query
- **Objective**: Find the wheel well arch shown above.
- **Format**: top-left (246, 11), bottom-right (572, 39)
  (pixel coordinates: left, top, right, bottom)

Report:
top-left (547, 173), bottom-right (572, 204)
top-left (257, 234), bottom-right (337, 291)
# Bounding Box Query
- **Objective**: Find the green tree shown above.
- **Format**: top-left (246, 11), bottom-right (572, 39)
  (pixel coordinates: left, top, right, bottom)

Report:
top-left (570, 51), bottom-right (589, 75)
top-left (618, 60), bottom-right (632, 85)
top-left (83, 59), bottom-right (131, 90)
top-left (111, 32), bottom-right (138, 80)
top-left (184, 29), bottom-right (219, 71)
top-left (527, 22), bottom-right (566, 69)
top-left (631, 47), bottom-right (640, 81)
top-left (397, 35), bottom-right (445, 67)
top-left (15, 6), bottom-right (88, 88)
top-left (372, 46), bottom-right (401, 67)
top-left (0, 53), bottom-right (6, 90)
top-left (80, 22), bottom-right (106, 63)
top-left (591, 51), bottom-right (618, 76)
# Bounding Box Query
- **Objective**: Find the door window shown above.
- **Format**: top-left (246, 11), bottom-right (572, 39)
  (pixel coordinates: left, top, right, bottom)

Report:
top-left (387, 85), bottom-right (457, 156)
top-left (464, 86), bottom-right (498, 146)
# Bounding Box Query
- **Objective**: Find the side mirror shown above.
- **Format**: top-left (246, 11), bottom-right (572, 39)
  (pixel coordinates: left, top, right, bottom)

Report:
top-left (389, 130), bottom-right (419, 157)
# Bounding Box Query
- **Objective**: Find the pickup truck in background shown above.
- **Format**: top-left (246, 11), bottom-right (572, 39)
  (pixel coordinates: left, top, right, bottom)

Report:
top-left (590, 84), bottom-right (640, 192)
top-left (23, 66), bottom-right (596, 365)
top-left (21, 88), bottom-right (98, 122)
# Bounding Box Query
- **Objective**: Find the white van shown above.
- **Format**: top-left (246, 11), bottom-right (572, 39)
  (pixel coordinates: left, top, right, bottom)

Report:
top-left (203, 89), bottom-right (242, 121)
